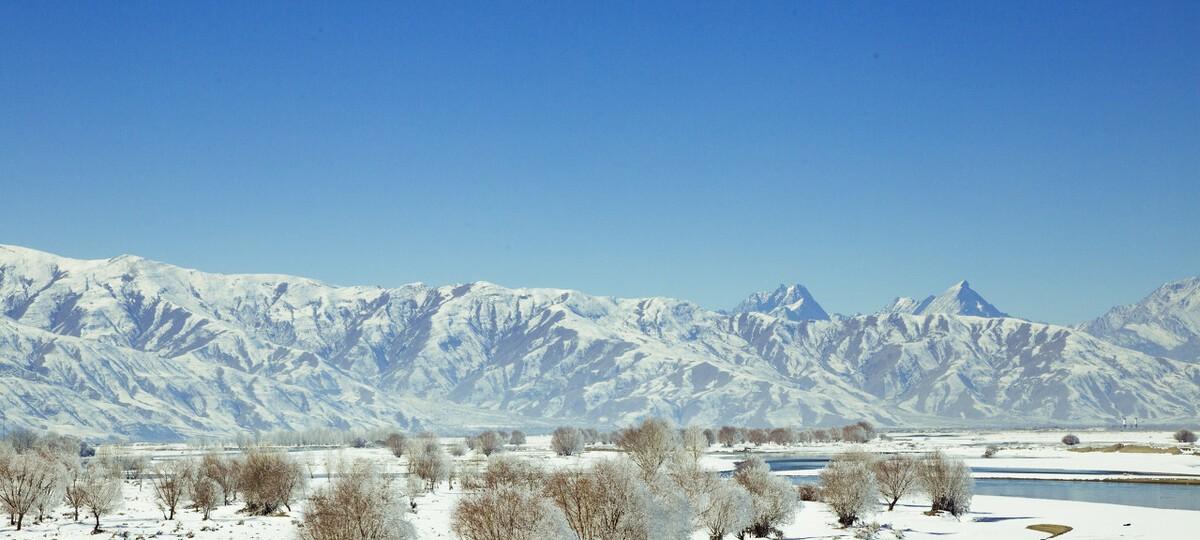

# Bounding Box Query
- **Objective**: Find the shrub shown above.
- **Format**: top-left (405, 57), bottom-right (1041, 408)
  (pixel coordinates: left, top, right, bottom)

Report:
top-left (733, 457), bottom-right (798, 537)
top-left (717, 426), bottom-right (741, 448)
top-left (1061, 434), bottom-right (1080, 446)
top-left (385, 433), bottom-right (407, 457)
top-left (509, 430), bottom-right (527, 447)
top-left (873, 454), bottom-right (918, 511)
top-left (452, 485), bottom-right (570, 540)
top-left (240, 451), bottom-right (307, 514)
top-left (482, 454), bottom-right (545, 490)
top-left (79, 441), bottom-right (96, 458)
top-left (1174, 429), bottom-right (1197, 444)
top-left (746, 428), bottom-right (769, 446)
top-left (797, 484), bottom-right (821, 502)
top-left (350, 437), bottom-right (368, 449)
top-left (300, 460), bottom-right (417, 540)
top-left (917, 452), bottom-right (972, 518)
top-left (551, 427), bottom-right (584, 456)
top-left (476, 431), bottom-right (503, 456)
top-left (201, 452), bottom-right (241, 505)
top-left (821, 452), bottom-right (879, 527)
top-left (982, 446), bottom-right (1000, 458)
top-left (702, 428), bottom-right (718, 446)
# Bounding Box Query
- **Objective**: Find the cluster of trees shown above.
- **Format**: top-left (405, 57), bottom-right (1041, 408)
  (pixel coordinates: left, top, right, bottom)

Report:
top-left (817, 450), bottom-right (973, 528)
top-left (464, 430), bottom-right (527, 455)
top-left (718, 421), bottom-right (878, 447)
top-left (0, 430), bottom-right (122, 533)
top-left (452, 418), bottom-right (800, 540)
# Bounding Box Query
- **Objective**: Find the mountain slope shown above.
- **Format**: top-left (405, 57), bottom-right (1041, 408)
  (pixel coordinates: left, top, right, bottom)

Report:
top-left (1, 244), bottom-right (1197, 439)
top-left (1079, 277), bottom-right (1200, 362)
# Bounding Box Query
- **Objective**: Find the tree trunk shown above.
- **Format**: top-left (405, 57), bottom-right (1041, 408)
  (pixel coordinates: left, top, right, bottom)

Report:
top-left (15, 513), bottom-right (23, 531)
top-left (92, 513), bottom-right (101, 534)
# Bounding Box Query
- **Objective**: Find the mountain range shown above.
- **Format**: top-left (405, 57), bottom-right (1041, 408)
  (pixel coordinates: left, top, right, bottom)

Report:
top-left (1, 244), bottom-right (1198, 440)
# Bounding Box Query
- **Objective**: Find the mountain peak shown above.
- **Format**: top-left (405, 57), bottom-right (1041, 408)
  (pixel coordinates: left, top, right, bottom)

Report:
top-left (734, 283), bottom-right (830, 321)
top-left (882, 280), bottom-right (1008, 318)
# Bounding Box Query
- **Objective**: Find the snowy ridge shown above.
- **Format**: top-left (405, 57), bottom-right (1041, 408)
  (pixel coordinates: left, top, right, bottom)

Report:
top-left (1078, 277), bottom-right (1200, 362)
top-left (733, 283), bottom-right (830, 321)
top-left (1, 244), bottom-right (1198, 439)
top-left (881, 280), bottom-right (1008, 318)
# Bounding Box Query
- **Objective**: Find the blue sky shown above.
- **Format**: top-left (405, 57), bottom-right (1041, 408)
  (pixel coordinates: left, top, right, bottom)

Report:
top-left (1, 1), bottom-right (1197, 324)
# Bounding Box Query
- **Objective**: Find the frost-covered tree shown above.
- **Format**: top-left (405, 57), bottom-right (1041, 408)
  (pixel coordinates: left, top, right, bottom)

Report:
top-left (701, 480), bottom-right (751, 540)
top-left (385, 433), bottom-right (408, 458)
top-left (0, 450), bottom-right (62, 530)
top-left (407, 436), bottom-right (450, 491)
top-left (616, 418), bottom-right (680, 481)
top-left (452, 485), bottom-right (571, 540)
top-left (680, 426), bottom-right (709, 461)
top-left (545, 458), bottom-right (687, 540)
top-left (79, 461), bottom-right (122, 534)
top-left (482, 454), bottom-right (545, 490)
top-left (873, 454), bottom-right (918, 511)
top-left (151, 459), bottom-right (193, 520)
top-left (300, 460), bottom-right (417, 540)
top-left (767, 428), bottom-right (794, 446)
top-left (820, 452), bottom-right (878, 527)
top-left (917, 452), bottom-right (973, 517)
top-left (509, 430), bottom-right (527, 448)
top-left (732, 456), bottom-right (798, 537)
top-left (551, 427), bottom-right (585, 456)
top-left (201, 452), bottom-right (241, 505)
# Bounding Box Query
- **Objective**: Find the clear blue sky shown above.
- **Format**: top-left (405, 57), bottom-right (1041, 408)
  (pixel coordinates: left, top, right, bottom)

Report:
top-left (2, 1), bottom-right (1197, 324)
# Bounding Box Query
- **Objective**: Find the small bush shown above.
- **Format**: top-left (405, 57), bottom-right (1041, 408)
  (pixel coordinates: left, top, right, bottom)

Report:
top-left (451, 485), bottom-right (568, 540)
top-left (917, 452), bottom-right (972, 518)
top-left (821, 452), bottom-right (879, 527)
top-left (1174, 429), bottom-right (1197, 444)
top-left (550, 427), bottom-right (584, 456)
top-left (300, 460), bottom-right (416, 540)
top-left (1061, 434), bottom-right (1080, 446)
top-left (982, 446), bottom-right (1000, 458)
top-left (797, 484), bottom-right (822, 502)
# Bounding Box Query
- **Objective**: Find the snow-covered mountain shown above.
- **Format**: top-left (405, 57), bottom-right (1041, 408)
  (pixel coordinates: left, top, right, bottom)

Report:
top-left (1079, 277), bottom-right (1200, 363)
top-left (882, 280), bottom-right (1009, 318)
top-left (1, 244), bottom-right (1197, 440)
top-left (733, 283), bottom-right (830, 321)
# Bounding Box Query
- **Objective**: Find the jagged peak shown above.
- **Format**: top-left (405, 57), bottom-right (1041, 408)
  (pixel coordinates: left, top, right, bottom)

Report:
top-left (734, 282), bottom-right (830, 321)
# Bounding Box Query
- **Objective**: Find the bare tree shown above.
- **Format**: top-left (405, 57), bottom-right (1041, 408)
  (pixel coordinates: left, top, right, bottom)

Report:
top-left (191, 477), bottom-right (220, 520)
top-left (551, 427), bottom-right (584, 457)
top-left (509, 430), bottom-right (527, 448)
top-left (701, 480), bottom-right (751, 540)
top-left (717, 426), bottom-right (741, 448)
top-left (917, 452), bottom-right (973, 517)
top-left (300, 460), bottom-right (417, 540)
top-left (873, 454), bottom-right (918, 511)
top-left (1174, 429), bottom-right (1196, 443)
top-left (615, 418), bottom-right (679, 481)
top-left (80, 461), bottom-right (122, 534)
top-left (746, 429), bottom-right (769, 446)
top-left (820, 452), bottom-right (878, 527)
top-left (767, 428), bottom-right (794, 446)
top-left (451, 485), bottom-right (569, 540)
top-left (201, 452), bottom-right (241, 505)
top-left (151, 459), bottom-right (193, 520)
top-left (732, 456), bottom-right (798, 537)
top-left (63, 461), bottom-right (87, 521)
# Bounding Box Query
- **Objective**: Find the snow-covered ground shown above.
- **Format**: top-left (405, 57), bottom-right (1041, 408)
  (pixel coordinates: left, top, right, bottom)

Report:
top-left (4, 430), bottom-right (1198, 539)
